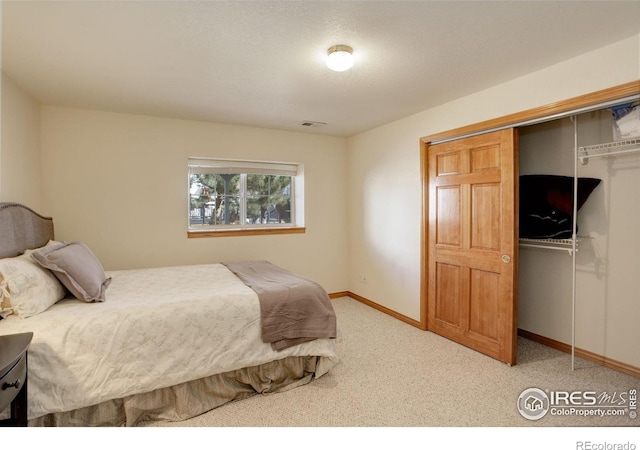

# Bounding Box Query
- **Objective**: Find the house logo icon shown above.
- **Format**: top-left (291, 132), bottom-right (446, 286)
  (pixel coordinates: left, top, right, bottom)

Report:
top-left (517, 388), bottom-right (550, 420)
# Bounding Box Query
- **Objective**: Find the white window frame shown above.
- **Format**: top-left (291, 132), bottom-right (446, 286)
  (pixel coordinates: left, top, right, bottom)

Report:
top-left (187, 157), bottom-right (304, 236)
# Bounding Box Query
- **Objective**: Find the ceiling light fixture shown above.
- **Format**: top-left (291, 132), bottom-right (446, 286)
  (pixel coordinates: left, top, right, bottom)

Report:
top-left (326, 45), bottom-right (354, 72)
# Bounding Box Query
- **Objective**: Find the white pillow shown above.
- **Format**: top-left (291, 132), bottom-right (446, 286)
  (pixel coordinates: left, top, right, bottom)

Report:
top-left (0, 243), bottom-right (67, 318)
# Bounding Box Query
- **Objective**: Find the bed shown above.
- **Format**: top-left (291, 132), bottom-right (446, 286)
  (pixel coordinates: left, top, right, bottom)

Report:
top-left (0, 202), bottom-right (338, 426)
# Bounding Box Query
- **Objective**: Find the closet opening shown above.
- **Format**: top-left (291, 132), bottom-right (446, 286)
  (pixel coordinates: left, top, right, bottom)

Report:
top-left (517, 102), bottom-right (640, 374)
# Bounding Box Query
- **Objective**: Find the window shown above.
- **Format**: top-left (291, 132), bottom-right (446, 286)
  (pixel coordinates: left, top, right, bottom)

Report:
top-left (188, 158), bottom-right (304, 237)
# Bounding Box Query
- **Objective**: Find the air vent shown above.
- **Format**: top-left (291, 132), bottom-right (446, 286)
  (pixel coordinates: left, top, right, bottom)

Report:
top-left (300, 121), bottom-right (327, 127)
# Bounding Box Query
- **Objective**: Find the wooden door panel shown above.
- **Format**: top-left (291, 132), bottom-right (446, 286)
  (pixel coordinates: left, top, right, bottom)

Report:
top-left (470, 144), bottom-right (501, 172)
top-left (435, 263), bottom-right (463, 327)
top-left (426, 128), bottom-right (518, 365)
top-left (470, 183), bottom-right (501, 251)
top-left (436, 151), bottom-right (463, 176)
top-left (468, 268), bottom-right (500, 341)
top-left (436, 186), bottom-right (462, 246)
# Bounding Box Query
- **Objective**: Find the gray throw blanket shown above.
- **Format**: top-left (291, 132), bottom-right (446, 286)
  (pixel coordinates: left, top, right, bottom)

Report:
top-left (222, 260), bottom-right (337, 351)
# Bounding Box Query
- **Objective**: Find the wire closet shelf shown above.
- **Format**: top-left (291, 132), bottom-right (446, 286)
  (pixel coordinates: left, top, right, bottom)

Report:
top-left (578, 137), bottom-right (640, 164)
top-left (518, 237), bottom-right (589, 255)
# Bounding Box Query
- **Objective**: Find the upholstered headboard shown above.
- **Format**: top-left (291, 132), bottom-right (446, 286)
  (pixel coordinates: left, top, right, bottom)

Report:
top-left (0, 203), bottom-right (54, 258)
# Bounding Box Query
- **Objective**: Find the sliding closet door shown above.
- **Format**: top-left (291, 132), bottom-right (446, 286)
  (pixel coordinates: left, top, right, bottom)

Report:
top-left (426, 129), bottom-right (518, 365)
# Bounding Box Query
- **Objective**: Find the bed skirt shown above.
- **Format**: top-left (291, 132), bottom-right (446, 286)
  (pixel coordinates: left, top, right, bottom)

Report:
top-left (29, 355), bottom-right (336, 427)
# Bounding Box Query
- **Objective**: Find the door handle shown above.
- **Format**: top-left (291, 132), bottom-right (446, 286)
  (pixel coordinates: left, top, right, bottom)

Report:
top-left (502, 255), bottom-right (511, 263)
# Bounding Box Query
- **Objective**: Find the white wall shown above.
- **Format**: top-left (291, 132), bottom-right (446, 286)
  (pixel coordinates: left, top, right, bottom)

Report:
top-left (347, 34), bottom-right (640, 333)
top-left (0, 73), bottom-right (42, 209)
top-left (39, 107), bottom-right (349, 293)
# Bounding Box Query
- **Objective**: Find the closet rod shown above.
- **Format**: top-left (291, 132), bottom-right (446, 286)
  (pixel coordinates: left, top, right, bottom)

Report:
top-left (430, 94), bottom-right (640, 145)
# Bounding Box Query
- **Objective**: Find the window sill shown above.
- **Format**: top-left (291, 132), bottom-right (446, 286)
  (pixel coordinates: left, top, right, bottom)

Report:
top-left (187, 227), bottom-right (306, 238)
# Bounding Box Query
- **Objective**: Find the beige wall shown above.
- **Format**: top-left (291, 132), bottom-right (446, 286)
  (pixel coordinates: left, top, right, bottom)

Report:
top-left (1, 73), bottom-right (42, 208)
top-left (39, 107), bottom-right (349, 293)
top-left (347, 34), bottom-right (640, 365)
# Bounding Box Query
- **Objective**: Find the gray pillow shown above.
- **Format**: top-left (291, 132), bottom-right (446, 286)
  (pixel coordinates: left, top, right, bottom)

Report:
top-left (31, 242), bottom-right (111, 302)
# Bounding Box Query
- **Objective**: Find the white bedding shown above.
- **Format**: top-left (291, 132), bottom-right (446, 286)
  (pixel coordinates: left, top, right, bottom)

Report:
top-left (0, 263), bottom-right (339, 419)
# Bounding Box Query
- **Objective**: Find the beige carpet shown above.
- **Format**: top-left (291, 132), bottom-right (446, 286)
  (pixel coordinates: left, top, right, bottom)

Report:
top-left (142, 296), bottom-right (638, 428)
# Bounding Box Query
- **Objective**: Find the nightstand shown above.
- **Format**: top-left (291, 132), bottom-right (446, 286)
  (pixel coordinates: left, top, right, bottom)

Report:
top-left (0, 332), bottom-right (33, 427)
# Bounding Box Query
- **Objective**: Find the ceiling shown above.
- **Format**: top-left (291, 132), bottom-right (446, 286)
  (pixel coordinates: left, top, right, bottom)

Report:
top-left (3, 1), bottom-right (640, 137)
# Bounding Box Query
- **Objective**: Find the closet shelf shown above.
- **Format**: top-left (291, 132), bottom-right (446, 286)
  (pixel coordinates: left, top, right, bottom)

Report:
top-left (578, 138), bottom-right (640, 164)
top-left (519, 237), bottom-right (583, 255)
